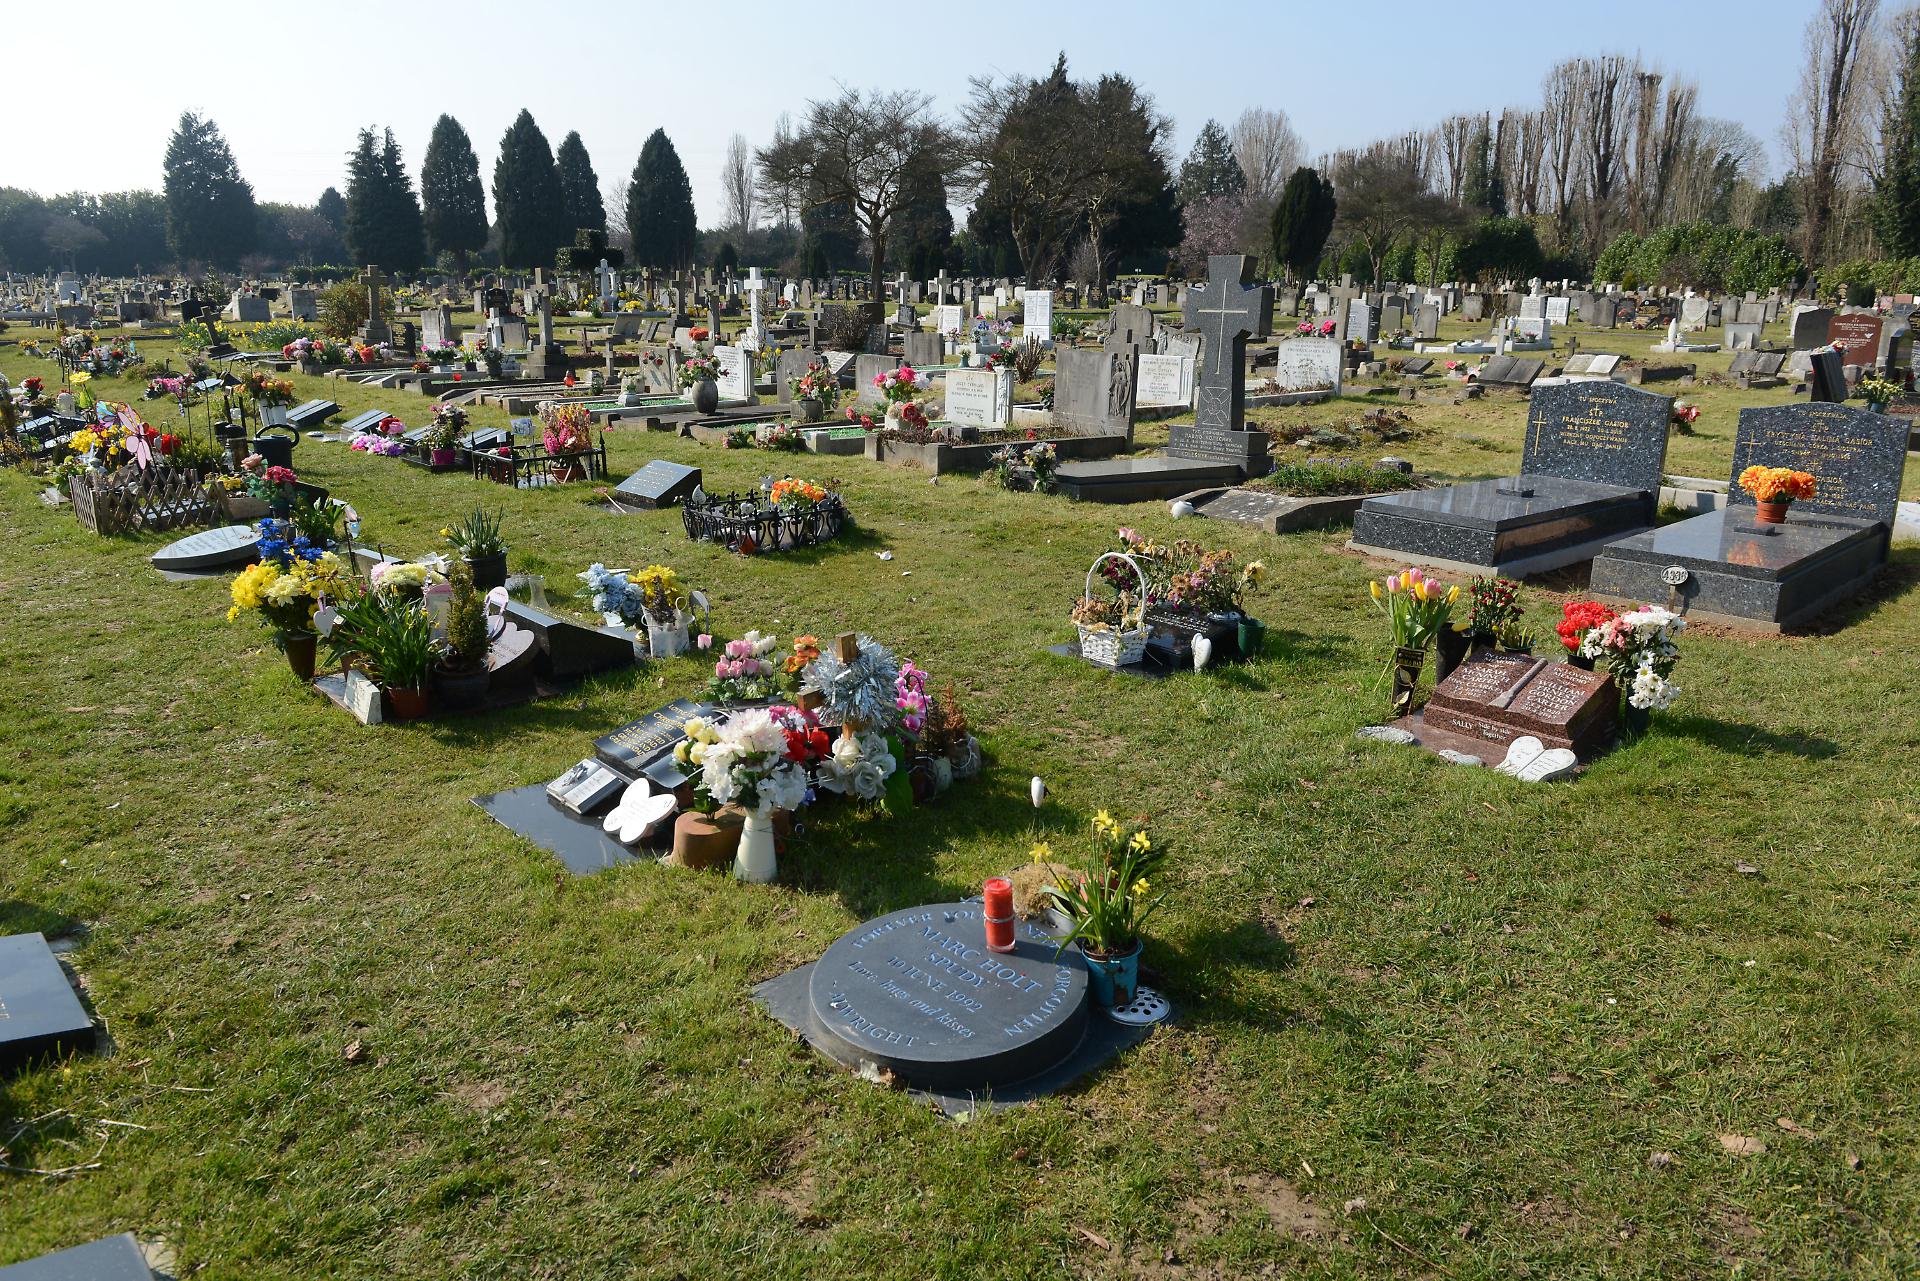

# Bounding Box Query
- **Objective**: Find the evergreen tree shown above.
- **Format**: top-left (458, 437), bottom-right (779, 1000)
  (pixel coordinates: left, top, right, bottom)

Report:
top-left (346, 127), bottom-right (425, 271)
top-left (1461, 120), bottom-right (1507, 217)
top-left (891, 151), bottom-right (954, 279)
top-left (1874, 15), bottom-right (1920, 257)
top-left (625, 129), bottom-right (698, 270)
top-left (712, 241), bottom-right (739, 272)
top-left (1270, 166), bottom-right (1337, 283)
top-left (1177, 119), bottom-right (1246, 206)
top-left (420, 114), bottom-right (489, 268)
top-left (316, 186), bottom-right (347, 231)
top-left (162, 112), bottom-right (256, 267)
top-left (492, 109), bottom-right (568, 269)
top-left (556, 131), bottom-right (606, 235)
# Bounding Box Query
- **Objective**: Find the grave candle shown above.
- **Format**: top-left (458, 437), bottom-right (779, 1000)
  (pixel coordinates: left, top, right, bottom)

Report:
top-left (983, 877), bottom-right (1015, 952)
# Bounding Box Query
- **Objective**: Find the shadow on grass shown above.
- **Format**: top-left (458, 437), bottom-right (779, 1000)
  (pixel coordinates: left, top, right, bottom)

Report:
top-left (1658, 712), bottom-right (1840, 760)
top-left (1800, 545), bottom-right (1920, 635)
top-left (0, 898), bottom-right (81, 939)
top-left (1142, 920), bottom-right (1318, 1036)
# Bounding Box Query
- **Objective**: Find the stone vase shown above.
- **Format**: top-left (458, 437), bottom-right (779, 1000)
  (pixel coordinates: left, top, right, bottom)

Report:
top-left (690, 377), bottom-right (719, 414)
top-left (732, 808), bottom-right (777, 884)
top-left (795, 398), bottom-right (824, 424)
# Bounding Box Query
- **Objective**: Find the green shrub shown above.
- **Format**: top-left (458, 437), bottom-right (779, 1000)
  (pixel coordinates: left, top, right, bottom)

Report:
top-left (318, 281), bottom-right (370, 338)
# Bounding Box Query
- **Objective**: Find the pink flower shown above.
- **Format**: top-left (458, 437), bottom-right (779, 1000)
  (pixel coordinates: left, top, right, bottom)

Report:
top-left (697, 633), bottom-right (713, 650)
top-left (714, 661), bottom-right (728, 678)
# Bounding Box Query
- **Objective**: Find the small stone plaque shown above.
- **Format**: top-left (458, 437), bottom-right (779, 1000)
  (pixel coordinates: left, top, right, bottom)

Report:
top-left (1422, 654), bottom-right (1618, 758)
top-left (593, 698), bottom-right (714, 787)
top-left (804, 902), bottom-right (1090, 1091)
top-left (0, 1234), bottom-right (154, 1280)
top-left (0, 932), bottom-right (95, 1074)
top-left (149, 524), bottom-right (258, 573)
top-left (613, 460), bottom-right (702, 509)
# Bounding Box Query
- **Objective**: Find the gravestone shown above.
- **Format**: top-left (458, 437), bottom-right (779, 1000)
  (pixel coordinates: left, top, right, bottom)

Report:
top-left (1352, 380), bottom-right (1672, 575)
top-left (1791, 306), bottom-right (1835, 350)
top-left (1049, 346), bottom-right (1136, 439)
top-left (1679, 296), bottom-right (1711, 332)
top-left (1134, 352), bottom-right (1194, 407)
top-left (1021, 288), bottom-right (1053, 345)
top-left (1107, 303), bottom-right (1155, 354)
top-left (713, 345), bottom-right (750, 402)
top-left (1346, 298), bottom-right (1378, 345)
top-left (1591, 403), bottom-right (1909, 629)
top-left (0, 932), bottom-right (96, 1073)
top-left (1723, 321), bottom-right (1761, 350)
top-left (1414, 303), bottom-right (1440, 340)
top-left (1828, 313), bottom-right (1884, 368)
top-left (289, 288), bottom-right (317, 322)
top-left (149, 524), bottom-right (259, 574)
top-left (594, 697), bottom-right (715, 789)
top-left (1271, 336), bottom-right (1343, 393)
top-left (943, 365), bottom-right (1013, 428)
top-left (611, 461), bottom-right (703, 509)
top-left (1417, 653), bottom-right (1619, 759)
top-left (1809, 348), bottom-right (1849, 401)
top-left (1545, 297), bottom-right (1570, 326)
top-left (1462, 293), bottom-right (1486, 322)
top-left (903, 332), bottom-right (944, 369)
top-left (854, 354), bottom-right (901, 406)
top-left (358, 264), bottom-right (390, 345)
top-left (0, 1234), bottom-right (156, 1280)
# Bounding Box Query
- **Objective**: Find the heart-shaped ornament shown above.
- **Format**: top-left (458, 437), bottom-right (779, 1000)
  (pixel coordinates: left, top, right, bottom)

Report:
top-left (1513, 747), bottom-right (1578, 782)
top-left (1192, 634), bottom-right (1213, 670)
top-left (1495, 736), bottom-right (1546, 777)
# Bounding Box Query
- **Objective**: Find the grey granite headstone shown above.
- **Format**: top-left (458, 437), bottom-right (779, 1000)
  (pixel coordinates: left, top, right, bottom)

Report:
top-left (1051, 346), bottom-right (1136, 439)
top-left (0, 932), bottom-right (95, 1074)
top-left (1522, 381), bottom-right (1673, 494)
top-left (903, 331), bottom-right (943, 369)
top-left (1182, 254), bottom-right (1273, 446)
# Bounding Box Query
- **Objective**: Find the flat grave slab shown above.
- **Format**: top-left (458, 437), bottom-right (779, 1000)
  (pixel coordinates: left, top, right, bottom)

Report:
top-left (1055, 455), bottom-right (1249, 504)
top-left (754, 901), bottom-right (1158, 1116)
top-left (0, 1234), bottom-right (154, 1280)
top-left (149, 524), bottom-right (258, 577)
top-left (1413, 653), bottom-right (1617, 758)
top-left (609, 460), bottom-right (702, 510)
top-left (0, 932), bottom-right (95, 1074)
top-left (473, 785), bottom-right (648, 876)
top-left (1185, 486), bottom-right (1376, 534)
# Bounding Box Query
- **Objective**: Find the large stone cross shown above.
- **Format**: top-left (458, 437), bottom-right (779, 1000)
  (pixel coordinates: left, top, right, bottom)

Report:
top-left (1181, 254), bottom-right (1272, 436)
top-left (360, 263), bottom-right (390, 343)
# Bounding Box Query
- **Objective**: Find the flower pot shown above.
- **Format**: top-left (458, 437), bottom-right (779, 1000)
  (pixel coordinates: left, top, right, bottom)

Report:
top-left (1622, 701), bottom-right (1653, 739)
top-left (432, 664), bottom-right (490, 711)
top-left (794, 398), bottom-right (824, 424)
top-left (550, 460), bottom-right (587, 483)
top-left (280, 630), bottom-right (317, 681)
top-left (1390, 644), bottom-right (1425, 717)
top-left (732, 807), bottom-right (778, 883)
top-left (223, 493), bottom-right (270, 521)
top-left (1237, 616), bottom-right (1267, 660)
top-left (668, 810), bottom-right (737, 871)
top-left (645, 610), bottom-right (691, 659)
top-left (385, 686), bottom-right (430, 721)
top-left (690, 377), bottom-right (719, 414)
top-left (1435, 627), bottom-right (1470, 682)
top-left (429, 446), bottom-right (456, 467)
top-left (1078, 939), bottom-right (1143, 1008)
top-left (1568, 652), bottom-right (1596, 671)
top-left (464, 551), bottom-right (508, 593)
top-left (1754, 500), bottom-right (1790, 525)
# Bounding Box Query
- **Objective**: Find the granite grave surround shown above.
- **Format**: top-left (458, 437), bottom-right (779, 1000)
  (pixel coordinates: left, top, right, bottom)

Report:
top-left (1350, 381), bottom-right (1672, 576)
top-left (0, 1234), bottom-right (157, 1280)
top-left (753, 901), bottom-right (1159, 1115)
top-left (1589, 404), bottom-right (1910, 631)
top-left (0, 932), bottom-right (96, 1074)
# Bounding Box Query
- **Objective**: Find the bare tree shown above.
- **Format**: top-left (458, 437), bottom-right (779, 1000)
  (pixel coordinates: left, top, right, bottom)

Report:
top-left (721, 133), bottom-right (755, 233)
top-left (756, 88), bottom-right (950, 309)
top-left (1786, 0), bottom-right (1882, 263)
top-left (1503, 108), bottom-right (1545, 217)
top-left (1229, 107), bottom-right (1304, 201)
top-left (1623, 69), bottom-right (1699, 232)
top-left (603, 175), bottom-right (629, 250)
top-left (1433, 113), bottom-right (1479, 202)
top-left (1577, 55), bottom-right (1633, 247)
top-left (957, 58), bottom-right (1096, 283)
top-left (1541, 60), bottom-right (1583, 235)
top-left (1667, 118), bottom-right (1768, 223)
top-left (754, 112), bottom-right (799, 231)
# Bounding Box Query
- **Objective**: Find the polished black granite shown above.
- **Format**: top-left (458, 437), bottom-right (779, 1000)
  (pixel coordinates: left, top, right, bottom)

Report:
top-left (0, 933), bottom-right (95, 1074)
top-left (1352, 475), bottom-right (1653, 571)
top-left (0, 1234), bottom-right (154, 1280)
top-left (1726, 404), bottom-right (1909, 529)
top-left (1055, 455), bottom-right (1250, 504)
top-left (1590, 507), bottom-right (1890, 630)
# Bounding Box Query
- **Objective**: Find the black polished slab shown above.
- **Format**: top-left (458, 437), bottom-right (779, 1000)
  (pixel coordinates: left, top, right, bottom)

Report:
top-left (1727, 404), bottom-right (1909, 529)
top-left (1590, 507), bottom-right (1889, 631)
top-left (1352, 475), bottom-right (1653, 572)
top-left (1055, 456), bottom-right (1249, 504)
top-left (472, 784), bottom-right (648, 876)
top-left (0, 933), bottom-right (95, 1075)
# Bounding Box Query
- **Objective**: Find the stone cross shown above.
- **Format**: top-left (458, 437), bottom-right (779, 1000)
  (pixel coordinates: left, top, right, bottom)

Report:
top-left (360, 263), bottom-right (390, 343)
top-left (743, 266), bottom-right (766, 352)
top-left (935, 270), bottom-right (949, 305)
top-left (895, 273), bottom-right (909, 307)
top-left (532, 269), bottom-right (555, 349)
top-left (1181, 255), bottom-right (1272, 438)
top-left (595, 259), bottom-right (618, 308)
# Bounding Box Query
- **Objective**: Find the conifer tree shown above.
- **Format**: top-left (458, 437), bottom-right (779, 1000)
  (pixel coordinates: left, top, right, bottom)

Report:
top-left (626, 129), bottom-right (698, 269)
top-left (492, 109), bottom-right (567, 269)
top-left (162, 112), bottom-right (256, 267)
top-left (421, 114), bottom-right (489, 268)
top-left (556, 131), bottom-right (606, 235)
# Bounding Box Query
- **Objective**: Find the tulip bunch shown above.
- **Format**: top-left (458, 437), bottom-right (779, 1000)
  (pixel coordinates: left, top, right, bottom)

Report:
top-left (1368, 567), bottom-right (1460, 651)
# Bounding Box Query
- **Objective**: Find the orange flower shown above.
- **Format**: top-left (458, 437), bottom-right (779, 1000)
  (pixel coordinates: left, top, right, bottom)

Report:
top-left (1738, 465), bottom-right (1818, 504)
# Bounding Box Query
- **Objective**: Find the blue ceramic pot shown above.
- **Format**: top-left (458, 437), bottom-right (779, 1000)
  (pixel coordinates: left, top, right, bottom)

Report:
top-left (1079, 939), bottom-right (1143, 1007)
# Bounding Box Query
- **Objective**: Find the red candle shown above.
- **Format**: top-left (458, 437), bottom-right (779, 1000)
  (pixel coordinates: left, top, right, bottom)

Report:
top-left (983, 877), bottom-right (1015, 952)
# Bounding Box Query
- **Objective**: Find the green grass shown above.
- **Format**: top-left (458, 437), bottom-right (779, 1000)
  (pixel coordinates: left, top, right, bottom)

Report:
top-left (2, 314), bottom-right (1918, 1279)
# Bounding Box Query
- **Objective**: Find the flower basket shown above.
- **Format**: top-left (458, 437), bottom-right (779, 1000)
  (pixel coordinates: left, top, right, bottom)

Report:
top-left (1077, 552), bottom-right (1149, 669)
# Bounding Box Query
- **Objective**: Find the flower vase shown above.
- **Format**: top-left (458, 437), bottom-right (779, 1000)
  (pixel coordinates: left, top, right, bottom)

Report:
top-left (280, 630), bottom-right (317, 681)
top-left (732, 808), bottom-right (777, 883)
top-left (645, 610), bottom-right (690, 659)
top-left (386, 686), bottom-right (430, 721)
top-left (690, 377), bottom-right (719, 414)
top-left (1435, 627), bottom-right (1470, 682)
top-left (884, 402), bottom-right (906, 431)
top-left (1237, 616), bottom-right (1267, 660)
top-left (429, 447), bottom-right (456, 467)
top-left (668, 810), bottom-right (737, 870)
top-left (795, 398), bottom-right (824, 424)
top-left (1754, 500), bottom-right (1789, 525)
top-left (1622, 701), bottom-right (1653, 739)
top-left (1568, 652), bottom-right (1596, 671)
top-left (1390, 644), bottom-right (1425, 717)
top-left (1079, 939), bottom-right (1143, 1008)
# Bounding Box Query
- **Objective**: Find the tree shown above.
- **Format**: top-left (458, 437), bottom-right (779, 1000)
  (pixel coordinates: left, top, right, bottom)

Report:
top-left (891, 150), bottom-right (954, 279)
top-left (1332, 146), bottom-right (1438, 286)
top-left (1079, 73), bottom-right (1180, 286)
top-left (346, 128), bottom-right (425, 271)
top-left (1177, 119), bottom-right (1246, 204)
top-left (1461, 115), bottom-right (1507, 215)
top-left (801, 198), bottom-right (859, 274)
top-left (755, 113), bottom-right (801, 230)
top-left (1873, 8), bottom-right (1920, 255)
top-left (722, 133), bottom-right (755, 233)
top-left (1786, 0), bottom-right (1880, 264)
top-left (712, 241), bottom-right (739, 273)
top-left (1270, 166), bottom-right (1337, 282)
top-left (959, 55), bottom-right (1092, 283)
top-left (316, 186), bottom-right (347, 232)
top-left (556, 131), bottom-right (606, 235)
top-left (1455, 216), bottom-right (1544, 283)
top-left (1176, 194), bottom-right (1245, 276)
top-left (756, 87), bottom-right (950, 309)
top-left (1229, 108), bottom-right (1304, 202)
top-left (162, 112), bottom-right (256, 267)
top-left (492, 109), bottom-right (568, 269)
top-left (88, 191), bottom-right (171, 274)
top-left (420, 115), bottom-right (488, 270)
top-left (626, 128), bottom-right (699, 270)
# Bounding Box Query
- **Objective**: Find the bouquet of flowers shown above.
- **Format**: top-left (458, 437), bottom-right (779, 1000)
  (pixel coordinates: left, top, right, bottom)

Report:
top-left (771, 704), bottom-right (832, 771)
top-left (678, 353), bottom-right (722, 387)
top-left (896, 402), bottom-right (929, 431)
top-left (1555, 599), bottom-right (1618, 654)
top-left (240, 455), bottom-right (300, 504)
top-left (241, 372), bottom-right (295, 408)
top-left (1464, 576), bottom-right (1522, 643)
top-left (770, 476), bottom-right (829, 509)
top-left (226, 549), bottom-right (347, 639)
top-left (755, 422), bottom-right (806, 451)
top-left (1576, 604), bottom-right (1685, 712)
top-left (895, 661), bottom-right (930, 735)
top-left (818, 728), bottom-right (897, 803)
top-left (1737, 466), bottom-right (1817, 506)
top-left (369, 560), bottom-right (445, 600)
top-left (425, 402), bottom-right (467, 451)
top-left (1368, 567), bottom-right (1459, 651)
top-left (785, 635), bottom-right (821, 677)
top-left (689, 326), bottom-right (711, 342)
top-left (787, 360), bottom-right (839, 408)
top-left (706, 631), bottom-right (783, 702)
top-left (541, 402), bottom-right (591, 454)
top-left (1111, 528), bottom-right (1258, 617)
top-left (1670, 400), bottom-right (1701, 430)
top-left (1042, 810), bottom-right (1169, 959)
top-left (873, 364), bottom-right (923, 405)
top-left (695, 709), bottom-right (812, 816)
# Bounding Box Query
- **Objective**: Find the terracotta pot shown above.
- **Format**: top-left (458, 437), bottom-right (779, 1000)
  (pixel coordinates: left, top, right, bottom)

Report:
top-left (280, 630), bottom-right (317, 681)
top-left (1754, 500), bottom-right (1790, 525)
top-left (385, 686), bottom-right (430, 721)
top-left (550, 461), bottom-right (587, 483)
top-left (669, 810), bottom-right (738, 870)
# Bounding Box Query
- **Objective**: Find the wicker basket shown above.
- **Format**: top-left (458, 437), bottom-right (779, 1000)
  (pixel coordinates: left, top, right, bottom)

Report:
top-left (1075, 552), bottom-right (1149, 669)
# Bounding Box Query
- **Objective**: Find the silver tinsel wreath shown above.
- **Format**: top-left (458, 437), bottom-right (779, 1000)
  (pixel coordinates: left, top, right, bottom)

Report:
top-left (803, 633), bottom-right (900, 728)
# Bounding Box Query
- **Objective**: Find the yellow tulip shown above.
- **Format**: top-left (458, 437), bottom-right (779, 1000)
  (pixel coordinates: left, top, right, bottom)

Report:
top-left (1369, 580), bottom-right (1383, 600)
top-left (1447, 585), bottom-right (1461, 604)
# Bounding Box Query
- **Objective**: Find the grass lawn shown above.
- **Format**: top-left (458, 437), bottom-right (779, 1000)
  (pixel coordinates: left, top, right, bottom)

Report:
top-left (2, 312), bottom-right (1918, 1279)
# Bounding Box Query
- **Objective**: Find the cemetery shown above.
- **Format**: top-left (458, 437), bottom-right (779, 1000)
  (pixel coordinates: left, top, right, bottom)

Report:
top-left (5, 11), bottom-right (1920, 1277)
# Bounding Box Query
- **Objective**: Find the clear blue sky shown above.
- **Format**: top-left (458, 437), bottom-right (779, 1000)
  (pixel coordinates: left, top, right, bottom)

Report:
top-left (8, 0), bottom-right (1816, 221)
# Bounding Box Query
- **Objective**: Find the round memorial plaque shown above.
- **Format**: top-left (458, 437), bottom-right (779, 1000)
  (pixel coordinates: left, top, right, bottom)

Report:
top-left (150, 524), bottom-right (260, 573)
top-left (806, 902), bottom-right (1090, 1091)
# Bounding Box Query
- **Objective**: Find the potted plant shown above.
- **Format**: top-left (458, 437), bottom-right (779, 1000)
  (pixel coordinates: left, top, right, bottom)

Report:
top-left (1856, 375), bottom-right (1902, 414)
top-left (787, 359), bottom-right (839, 424)
top-left (704, 631), bottom-right (782, 702)
top-left (1737, 464), bottom-right (1818, 525)
top-left (225, 545), bottom-right (347, 681)
top-left (238, 454), bottom-right (301, 518)
top-left (424, 402), bottom-right (466, 467)
top-left (242, 371), bottom-right (297, 432)
top-left (577, 561), bottom-right (691, 659)
top-left (1565, 602), bottom-right (1685, 737)
top-left (1453, 576), bottom-right (1521, 675)
top-left (432, 562), bottom-right (491, 711)
top-left (1042, 810), bottom-right (1169, 1008)
top-left (1071, 554), bottom-right (1149, 670)
top-left (444, 506), bottom-right (508, 591)
top-left (1555, 599), bottom-right (1618, 670)
top-left (1367, 567), bottom-right (1459, 716)
top-left (668, 716), bottom-right (736, 870)
top-left (328, 585), bottom-right (441, 721)
top-left (872, 363), bottom-right (925, 430)
top-left (541, 403), bottom-right (592, 481)
top-left (679, 352), bottom-right (723, 414)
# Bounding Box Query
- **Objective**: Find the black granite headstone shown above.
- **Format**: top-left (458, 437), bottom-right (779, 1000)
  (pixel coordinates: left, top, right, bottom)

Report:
top-left (1522, 381), bottom-right (1673, 494)
top-left (593, 697), bottom-right (714, 788)
top-left (503, 602), bottom-right (635, 680)
top-left (0, 933), bottom-right (95, 1074)
top-left (1809, 348), bottom-right (1848, 402)
top-left (612, 460), bottom-right (702, 509)
top-left (1726, 403), bottom-right (1908, 529)
top-left (0, 1234), bottom-right (154, 1280)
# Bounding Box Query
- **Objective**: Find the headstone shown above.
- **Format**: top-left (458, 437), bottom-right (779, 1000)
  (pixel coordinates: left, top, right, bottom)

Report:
top-left (1723, 322), bottom-right (1761, 350)
top-left (1726, 404), bottom-right (1907, 529)
top-left (1791, 306), bottom-right (1835, 350)
top-left (1134, 352), bottom-right (1194, 407)
top-left (289, 288), bottom-right (317, 322)
top-left (594, 697), bottom-right (715, 789)
top-left (943, 365), bottom-right (1013, 428)
top-left (1827, 313), bottom-right (1884, 368)
top-left (713, 345), bottom-right (750, 402)
top-left (1050, 346), bottom-right (1136, 439)
top-left (1461, 293), bottom-right (1485, 323)
top-left (612, 461), bottom-right (703, 509)
top-left (1346, 298), bottom-right (1378, 345)
top-left (1021, 288), bottom-right (1053, 346)
top-left (1420, 654), bottom-right (1619, 758)
top-left (1545, 297), bottom-right (1571, 326)
top-left (359, 264), bottom-right (390, 344)
top-left (1519, 380), bottom-right (1672, 493)
top-left (903, 332), bottom-right (944, 369)
top-left (0, 933), bottom-right (95, 1073)
top-left (149, 524), bottom-right (259, 574)
top-left (1271, 337), bottom-right (1343, 393)
top-left (1414, 303), bottom-right (1439, 340)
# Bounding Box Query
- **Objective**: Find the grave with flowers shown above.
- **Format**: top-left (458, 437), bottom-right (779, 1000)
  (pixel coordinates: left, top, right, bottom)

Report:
top-left (1055, 528), bottom-right (1270, 674)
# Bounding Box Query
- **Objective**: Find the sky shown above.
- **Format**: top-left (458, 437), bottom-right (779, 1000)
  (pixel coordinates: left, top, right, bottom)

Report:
top-left (6, 0), bottom-right (1820, 222)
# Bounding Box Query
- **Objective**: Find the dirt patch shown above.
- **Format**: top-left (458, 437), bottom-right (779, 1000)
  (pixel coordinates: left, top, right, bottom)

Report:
top-left (1514, 1194), bottom-right (1583, 1232)
top-left (761, 1132), bottom-right (826, 1228)
top-left (1125, 1168), bottom-right (1334, 1277)
top-left (446, 1080), bottom-right (511, 1112)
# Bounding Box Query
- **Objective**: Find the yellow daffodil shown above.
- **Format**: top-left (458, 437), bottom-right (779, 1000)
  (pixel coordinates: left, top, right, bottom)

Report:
top-left (1029, 841), bottom-right (1053, 864)
top-left (1129, 831), bottom-right (1151, 854)
top-left (1132, 878), bottom-right (1150, 896)
top-left (1093, 809), bottom-right (1116, 834)
top-left (439, 528), bottom-right (452, 539)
